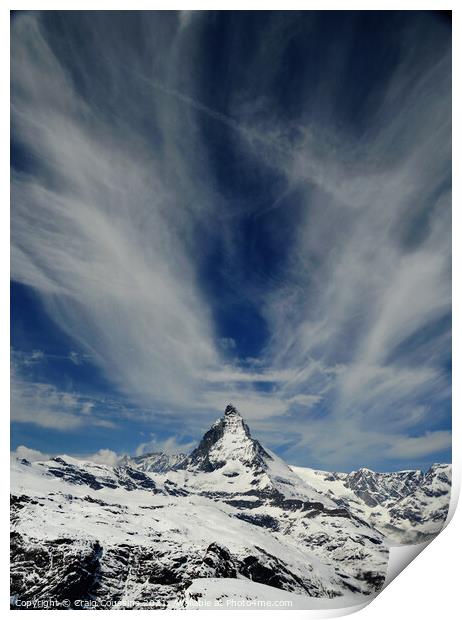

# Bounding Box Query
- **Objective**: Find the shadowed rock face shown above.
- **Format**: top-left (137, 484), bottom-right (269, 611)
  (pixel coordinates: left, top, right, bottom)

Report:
top-left (10, 533), bottom-right (103, 609)
top-left (387, 464), bottom-right (451, 533)
top-left (344, 468), bottom-right (425, 507)
top-left (10, 527), bottom-right (342, 610)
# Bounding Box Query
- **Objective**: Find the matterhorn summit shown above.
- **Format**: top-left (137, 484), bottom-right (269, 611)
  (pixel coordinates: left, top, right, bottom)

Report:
top-left (184, 403), bottom-right (272, 472)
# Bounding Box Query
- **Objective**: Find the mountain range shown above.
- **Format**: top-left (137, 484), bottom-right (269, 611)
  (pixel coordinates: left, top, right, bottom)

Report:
top-left (10, 404), bottom-right (451, 610)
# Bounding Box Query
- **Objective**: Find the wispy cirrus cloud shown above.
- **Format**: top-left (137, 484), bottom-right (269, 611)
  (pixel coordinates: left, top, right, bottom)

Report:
top-left (386, 431), bottom-right (451, 460)
top-left (11, 370), bottom-right (114, 431)
top-left (11, 13), bottom-right (220, 411)
top-left (10, 12), bottom-right (451, 469)
top-left (228, 16), bottom-right (451, 467)
top-left (11, 347), bottom-right (113, 431)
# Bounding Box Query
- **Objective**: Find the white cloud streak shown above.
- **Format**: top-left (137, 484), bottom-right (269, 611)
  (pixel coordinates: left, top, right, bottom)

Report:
top-left (386, 431), bottom-right (451, 459)
top-left (10, 13), bottom-right (451, 467)
top-left (11, 371), bottom-right (113, 431)
top-left (232, 24), bottom-right (451, 465)
top-left (11, 14), bottom-right (219, 410)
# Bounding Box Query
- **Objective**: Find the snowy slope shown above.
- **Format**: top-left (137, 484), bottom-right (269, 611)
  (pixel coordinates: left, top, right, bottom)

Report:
top-left (11, 405), bottom-right (390, 609)
top-left (184, 577), bottom-right (372, 610)
top-left (11, 457), bottom-right (386, 608)
top-left (10, 404), bottom-right (450, 609)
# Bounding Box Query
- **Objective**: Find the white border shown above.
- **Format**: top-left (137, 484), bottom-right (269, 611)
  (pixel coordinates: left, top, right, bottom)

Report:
top-left (2, 3), bottom-right (459, 619)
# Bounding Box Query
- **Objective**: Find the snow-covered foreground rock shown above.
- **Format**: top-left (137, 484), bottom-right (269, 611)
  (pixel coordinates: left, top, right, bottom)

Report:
top-left (184, 577), bottom-right (371, 610)
top-left (10, 405), bottom-right (450, 610)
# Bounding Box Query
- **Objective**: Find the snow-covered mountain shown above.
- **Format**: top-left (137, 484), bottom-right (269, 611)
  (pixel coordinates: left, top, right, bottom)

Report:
top-left (119, 451), bottom-right (187, 473)
top-left (10, 405), bottom-right (450, 610)
top-left (291, 463), bottom-right (451, 545)
top-left (384, 463), bottom-right (451, 542)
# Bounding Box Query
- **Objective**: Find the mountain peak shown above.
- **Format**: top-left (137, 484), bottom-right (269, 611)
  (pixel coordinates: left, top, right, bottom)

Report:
top-left (180, 405), bottom-right (269, 473)
top-left (224, 403), bottom-right (240, 417)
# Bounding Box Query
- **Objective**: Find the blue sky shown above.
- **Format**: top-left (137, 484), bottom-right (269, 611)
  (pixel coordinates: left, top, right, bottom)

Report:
top-left (11, 11), bottom-right (451, 471)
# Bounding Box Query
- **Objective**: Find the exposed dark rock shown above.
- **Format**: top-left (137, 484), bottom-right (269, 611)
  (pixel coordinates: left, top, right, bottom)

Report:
top-left (234, 512), bottom-right (280, 531)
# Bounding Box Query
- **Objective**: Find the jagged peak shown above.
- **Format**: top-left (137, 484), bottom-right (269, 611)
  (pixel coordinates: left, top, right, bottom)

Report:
top-left (210, 404), bottom-right (249, 437)
top-left (181, 404), bottom-right (271, 472)
top-left (224, 403), bottom-right (241, 417)
top-left (425, 463), bottom-right (451, 477)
